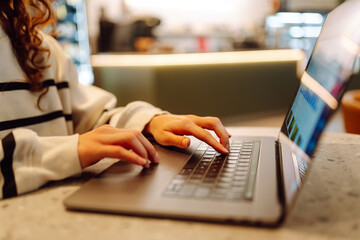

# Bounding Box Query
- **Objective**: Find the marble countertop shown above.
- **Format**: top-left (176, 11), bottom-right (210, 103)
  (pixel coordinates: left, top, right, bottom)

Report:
top-left (1, 129), bottom-right (359, 240)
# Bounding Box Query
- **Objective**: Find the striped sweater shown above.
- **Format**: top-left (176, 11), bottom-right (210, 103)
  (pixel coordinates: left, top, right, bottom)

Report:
top-left (0, 27), bottom-right (164, 199)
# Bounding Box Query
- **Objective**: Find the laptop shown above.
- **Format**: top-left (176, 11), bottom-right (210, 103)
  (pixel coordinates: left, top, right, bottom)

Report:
top-left (64, 0), bottom-right (360, 226)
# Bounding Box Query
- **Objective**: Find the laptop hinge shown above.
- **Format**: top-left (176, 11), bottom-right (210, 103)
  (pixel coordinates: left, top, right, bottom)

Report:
top-left (275, 140), bottom-right (286, 224)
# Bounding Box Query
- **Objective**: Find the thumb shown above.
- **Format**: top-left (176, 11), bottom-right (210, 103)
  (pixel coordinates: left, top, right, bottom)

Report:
top-left (158, 132), bottom-right (191, 148)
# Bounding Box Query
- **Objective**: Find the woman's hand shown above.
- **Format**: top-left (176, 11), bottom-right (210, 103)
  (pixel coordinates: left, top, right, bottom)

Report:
top-left (144, 114), bottom-right (231, 154)
top-left (78, 125), bottom-right (159, 169)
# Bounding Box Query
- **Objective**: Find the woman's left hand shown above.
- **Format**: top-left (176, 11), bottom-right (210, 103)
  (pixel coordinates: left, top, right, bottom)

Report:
top-left (144, 114), bottom-right (231, 154)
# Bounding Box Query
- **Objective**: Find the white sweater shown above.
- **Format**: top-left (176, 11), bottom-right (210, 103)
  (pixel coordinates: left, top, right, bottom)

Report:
top-left (0, 27), bottom-right (164, 199)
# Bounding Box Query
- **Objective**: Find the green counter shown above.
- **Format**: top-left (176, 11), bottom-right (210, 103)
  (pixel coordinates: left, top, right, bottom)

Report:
top-left (91, 50), bottom-right (360, 120)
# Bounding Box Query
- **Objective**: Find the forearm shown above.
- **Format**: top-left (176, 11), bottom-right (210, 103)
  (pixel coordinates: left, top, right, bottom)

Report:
top-left (97, 101), bottom-right (167, 132)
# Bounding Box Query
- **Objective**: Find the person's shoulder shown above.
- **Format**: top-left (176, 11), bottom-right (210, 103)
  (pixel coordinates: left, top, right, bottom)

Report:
top-left (38, 30), bottom-right (64, 54)
top-left (39, 30), bottom-right (75, 65)
top-left (38, 30), bottom-right (78, 83)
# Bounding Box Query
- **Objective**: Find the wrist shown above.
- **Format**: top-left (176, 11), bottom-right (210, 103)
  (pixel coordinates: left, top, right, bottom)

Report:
top-left (143, 113), bottom-right (168, 137)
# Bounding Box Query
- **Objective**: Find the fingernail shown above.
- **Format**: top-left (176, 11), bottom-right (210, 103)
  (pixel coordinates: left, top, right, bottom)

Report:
top-left (138, 157), bottom-right (147, 166)
top-left (144, 160), bottom-right (150, 168)
top-left (141, 159), bottom-right (150, 168)
top-left (225, 143), bottom-right (230, 151)
top-left (182, 138), bottom-right (190, 148)
top-left (153, 152), bottom-right (160, 163)
top-left (223, 145), bottom-right (229, 154)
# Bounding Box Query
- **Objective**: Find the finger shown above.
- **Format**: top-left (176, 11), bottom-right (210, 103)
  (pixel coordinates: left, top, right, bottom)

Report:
top-left (135, 132), bottom-right (160, 163)
top-left (156, 131), bottom-right (191, 149)
top-left (186, 115), bottom-right (230, 150)
top-left (101, 145), bottom-right (149, 167)
top-left (104, 130), bottom-right (158, 163)
top-left (185, 123), bottom-right (229, 154)
top-left (114, 133), bottom-right (150, 161)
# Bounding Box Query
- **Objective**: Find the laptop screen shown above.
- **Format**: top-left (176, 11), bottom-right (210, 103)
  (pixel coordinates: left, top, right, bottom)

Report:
top-left (280, 0), bottom-right (360, 156)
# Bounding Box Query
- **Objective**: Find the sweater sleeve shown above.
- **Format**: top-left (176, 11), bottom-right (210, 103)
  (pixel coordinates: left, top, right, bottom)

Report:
top-left (70, 83), bottom-right (166, 134)
top-left (0, 129), bottom-right (82, 199)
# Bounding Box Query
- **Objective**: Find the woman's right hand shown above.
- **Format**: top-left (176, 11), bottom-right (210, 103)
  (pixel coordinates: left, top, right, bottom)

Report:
top-left (78, 125), bottom-right (159, 169)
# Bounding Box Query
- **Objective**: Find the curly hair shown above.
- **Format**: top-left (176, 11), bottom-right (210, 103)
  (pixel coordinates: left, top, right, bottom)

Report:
top-left (0, 0), bottom-right (56, 108)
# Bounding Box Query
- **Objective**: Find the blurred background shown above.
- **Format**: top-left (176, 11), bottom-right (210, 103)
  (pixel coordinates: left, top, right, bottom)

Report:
top-left (53, 0), bottom-right (359, 131)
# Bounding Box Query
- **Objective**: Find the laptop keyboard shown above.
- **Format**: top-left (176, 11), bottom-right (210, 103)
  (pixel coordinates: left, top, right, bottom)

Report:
top-left (297, 156), bottom-right (308, 182)
top-left (163, 140), bottom-right (260, 201)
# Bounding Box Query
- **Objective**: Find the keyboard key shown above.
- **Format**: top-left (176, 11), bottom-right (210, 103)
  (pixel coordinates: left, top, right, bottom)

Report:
top-left (180, 169), bottom-right (193, 175)
top-left (191, 174), bottom-right (203, 180)
top-left (216, 183), bottom-right (231, 189)
top-left (241, 149), bottom-right (252, 152)
top-left (238, 162), bottom-right (250, 167)
top-left (218, 177), bottom-right (232, 183)
top-left (235, 170), bottom-right (248, 176)
top-left (230, 149), bottom-right (241, 152)
top-left (211, 189), bottom-right (227, 198)
top-left (222, 168), bottom-right (235, 173)
top-left (203, 154), bottom-right (214, 159)
top-left (220, 172), bottom-right (233, 178)
top-left (197, 164), bottom-right (209, 169)
top-left (229, 155), bottom-right (239, 158)
top-left (206, 172), bottom-right (219, 178)
top-left (194, 169), bottom-right (206, 175)
top-left (171, 178), bottom-right (186, 185)
top-left (194, 187), bottom-right (211, 198)
top-left (212, 160), bottom-right (223, 165)
top-left (179, 184), bottom-right (197, 196)
top-left (174, 175), bottom-right (187, 180)
top-left (233, 181), bottom-right (246, 187)
top-left (226, 159), bottom-right (237, 164)
top-left (224, 163), bottom-right (236, 168)
top-left (234, 175), bottom-right (247, 181)
top-left (231, 146), bottom-right (242, 149)
top-left (236, 166), bottom-right (248, 170)
top-left (203, 177), bottom-right (217, 183)
top-left (201, 159), bottom-right (212, 163)
top-left (209, 166), bottom-right (222, 173)
top-left (188, 179), bottom-right (202, 184)
top-left (240, 153), bottom-right (251, 157)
